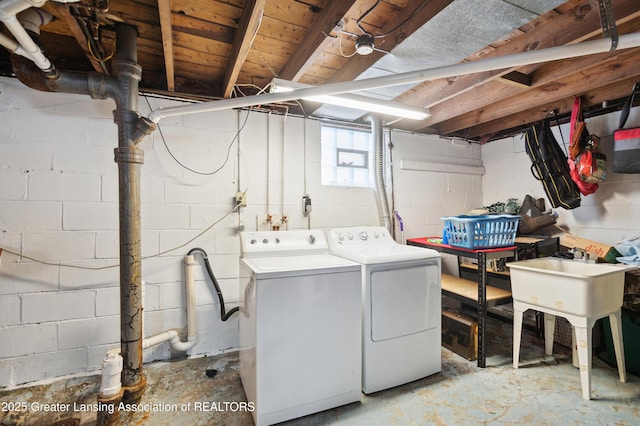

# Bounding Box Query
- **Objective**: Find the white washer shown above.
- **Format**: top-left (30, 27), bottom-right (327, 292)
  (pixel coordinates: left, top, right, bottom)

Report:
top-left (239, 230), bottom-right (362, 426)
top-left (326, 226), bottom-right (442, 394)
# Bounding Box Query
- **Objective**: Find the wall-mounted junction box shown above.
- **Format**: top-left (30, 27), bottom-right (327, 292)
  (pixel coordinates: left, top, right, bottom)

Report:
top-left (235, 192), bottom-right (247, 207)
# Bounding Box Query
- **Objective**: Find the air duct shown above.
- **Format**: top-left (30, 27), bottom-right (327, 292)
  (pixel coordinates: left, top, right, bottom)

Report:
top-left (367, 114), bottom-right (391, 231)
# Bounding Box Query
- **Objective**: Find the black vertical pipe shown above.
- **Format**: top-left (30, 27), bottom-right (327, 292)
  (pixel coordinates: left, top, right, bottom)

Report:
top-left (10, 19), bottom-right (155, 423)
top-left (111, 23), bottom-right (146, 403)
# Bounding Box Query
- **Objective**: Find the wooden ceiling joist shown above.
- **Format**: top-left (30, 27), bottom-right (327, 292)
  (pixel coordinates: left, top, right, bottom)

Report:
top-left (43, 1), bottom-right (105, 73)
top-left (222, 0), bottom-right (267, 98)
top-left (158, 0), bottom-right (175, 92)
top-left (277, 0), bottom-right (358, 82)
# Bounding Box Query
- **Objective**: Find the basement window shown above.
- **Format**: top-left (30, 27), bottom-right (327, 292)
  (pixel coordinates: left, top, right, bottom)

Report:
top-left (321, 125), bottom-right (373, 188)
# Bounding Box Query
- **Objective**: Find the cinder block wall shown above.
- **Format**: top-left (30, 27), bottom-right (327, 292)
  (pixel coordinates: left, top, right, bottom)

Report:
top-left (0, 77), bottom-right (481, 387)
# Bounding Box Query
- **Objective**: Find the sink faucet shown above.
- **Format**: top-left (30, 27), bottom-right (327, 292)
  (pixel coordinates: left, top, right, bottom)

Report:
top-left (572, 248), bottom-right (597, 263)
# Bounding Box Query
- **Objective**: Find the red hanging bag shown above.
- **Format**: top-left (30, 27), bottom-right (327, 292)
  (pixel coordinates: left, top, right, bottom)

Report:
top-left (567, 97), bottom-right (605, 195)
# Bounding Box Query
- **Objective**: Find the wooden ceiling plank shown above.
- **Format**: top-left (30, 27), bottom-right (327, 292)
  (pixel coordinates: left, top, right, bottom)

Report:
top-left (278, 0), bottom-right (358, 82)
top-left (158, 0), bottom-right (175, 91)
top-left (43, 2), bottom-right (104, 73)
top-left (171, 13), bottom-right (236, 44)
top-left (222, 0), bottom-right (267, 98)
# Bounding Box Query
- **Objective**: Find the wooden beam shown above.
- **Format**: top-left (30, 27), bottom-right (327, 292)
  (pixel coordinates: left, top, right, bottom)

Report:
top-left (466, 75), bottom-right (640, 139)
top-left (158, 0), bottom-right (175, 92)
top-left (42, 1), bottom-right (104, 73)
top-left (278, 0), bottom-right (358, 82)
top-left (221, 0), bottom-right (267, 98)
top-left (499, 71), bottom-right (531, 88)
top-left (408, 49), bottom-right (618, 133)
top-left (435, 48), bottom-right (640, 136)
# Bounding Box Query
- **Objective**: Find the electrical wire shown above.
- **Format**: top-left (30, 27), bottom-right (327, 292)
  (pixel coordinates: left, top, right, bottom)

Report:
top-left (143, 96), bottom-right (251, 176)
top-left (356, 0), bottom-right (381, 34)
top-left (375, 0), bottom-right (431, 39)
top-left (0, 197), bottom-right (246, 270)
top-left (338, 30), bottom-right (357, 58)
top-left (1, 104), bottom-right (253, 273)
top-left (87, 37), bottom-right (114, 63)
top-left (349, 0), bottom-right (432, 41)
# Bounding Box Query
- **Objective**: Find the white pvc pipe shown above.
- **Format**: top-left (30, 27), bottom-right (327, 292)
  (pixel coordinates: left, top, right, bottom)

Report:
top-left (99, 349), bottom-right (123, 398)
top-left (142, 254), bottom-right (197, 352)
top-left (0, 0), bottom-right (53, 70)
top-left (0, 0), bottom-right (47, 16)
top-left (147, 32), bottom-right (640, 123)
top-left (103, 255), bottom-right (197, 396)
top-left (17, 7), bottom-right (52, 35)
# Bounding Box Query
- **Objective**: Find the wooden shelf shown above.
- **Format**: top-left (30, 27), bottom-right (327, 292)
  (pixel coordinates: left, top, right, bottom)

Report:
top-left (441, 273), bottom-right (512, 307)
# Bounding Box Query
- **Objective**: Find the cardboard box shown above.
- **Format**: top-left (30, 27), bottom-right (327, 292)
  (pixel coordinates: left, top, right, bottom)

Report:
top-left (560, 233), bottom-right (621, 263)
top-left (442, 309), bottom-right (478, 361)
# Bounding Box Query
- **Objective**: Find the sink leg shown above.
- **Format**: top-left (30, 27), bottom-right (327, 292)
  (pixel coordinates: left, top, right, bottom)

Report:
top-left (513, 308), bottom-right (524, 369)
top-left (544, 313), bottom-right (555, 356)
top-left (571, 327), bottom-right (579, 368)
top-left (609, 310), bottom-right (627, 383)
top-left (574, 326), bottom-right (592, 400)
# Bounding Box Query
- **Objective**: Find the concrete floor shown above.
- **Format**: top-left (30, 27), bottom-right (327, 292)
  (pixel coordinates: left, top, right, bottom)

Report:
top-left (1, 317), bottom-right (639, 426)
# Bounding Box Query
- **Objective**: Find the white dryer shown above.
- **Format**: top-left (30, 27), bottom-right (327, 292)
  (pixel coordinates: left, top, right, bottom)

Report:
top-left (239, 230), bottom-right (361, 426)
top-left (326, 226), bottom-right (442, 394)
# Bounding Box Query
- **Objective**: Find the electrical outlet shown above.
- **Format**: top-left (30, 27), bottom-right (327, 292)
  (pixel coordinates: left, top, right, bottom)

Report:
top-left (235, 191), bottom-right (247, 207)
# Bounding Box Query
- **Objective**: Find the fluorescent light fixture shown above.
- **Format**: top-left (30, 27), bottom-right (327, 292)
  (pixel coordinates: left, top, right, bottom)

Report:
top-left (270, 78), bottom-right (430, 120)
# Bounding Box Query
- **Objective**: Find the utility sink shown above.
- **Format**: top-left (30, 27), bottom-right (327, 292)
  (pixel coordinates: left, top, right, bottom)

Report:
top-left (507, 257), bottom-right (633, 317)
top-left (507, 257), bottom-right (635, 400)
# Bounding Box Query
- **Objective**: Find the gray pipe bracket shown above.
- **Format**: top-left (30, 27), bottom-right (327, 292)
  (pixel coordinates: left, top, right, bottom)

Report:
top-left (114, 147), bottom-right (144, 165)
top-left (111, 59), bottom-right (142, 81)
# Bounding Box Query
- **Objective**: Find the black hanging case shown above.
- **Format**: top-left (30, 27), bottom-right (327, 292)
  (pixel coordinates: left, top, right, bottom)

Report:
top-left (524, 120), bottom-right (581, 210)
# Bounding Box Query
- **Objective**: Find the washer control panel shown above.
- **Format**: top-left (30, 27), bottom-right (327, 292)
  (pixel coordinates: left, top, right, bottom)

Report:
top-left (241, 230), bottom-right (327, 257)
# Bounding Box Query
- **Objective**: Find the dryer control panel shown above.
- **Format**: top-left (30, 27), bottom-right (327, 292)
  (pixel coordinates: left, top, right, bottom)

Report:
top-left (327, 226), bottom-right (393, 246)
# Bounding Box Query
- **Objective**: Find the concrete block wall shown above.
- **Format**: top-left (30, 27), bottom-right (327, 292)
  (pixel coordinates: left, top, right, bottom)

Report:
top-left (0, 76), bottom-right (482, 388)
top-left (390, 131), bottom-right (484, 274)
top-left (482, 107), bottom-right (640, 247)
